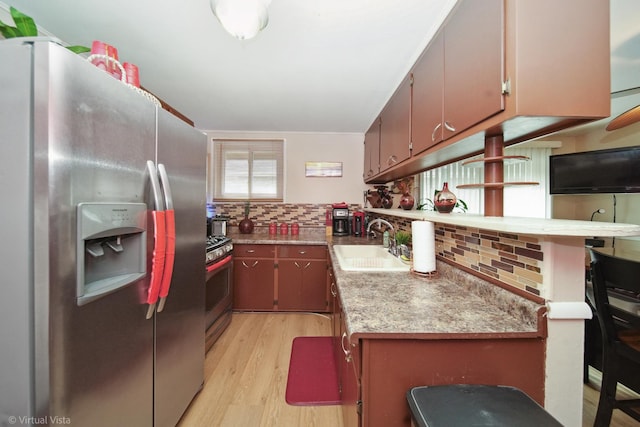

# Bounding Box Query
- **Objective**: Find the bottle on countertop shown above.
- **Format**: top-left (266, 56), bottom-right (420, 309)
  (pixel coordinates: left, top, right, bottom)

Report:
top-left (325, 208), bottom-right (332, 236)
top-left (383, 230), bottom-right (390, 248)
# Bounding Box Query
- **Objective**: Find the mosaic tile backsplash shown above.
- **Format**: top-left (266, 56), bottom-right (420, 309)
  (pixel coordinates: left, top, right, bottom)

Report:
top-left (373, 213), bottom-right (544, 297)
top-left (212, 203), bottom-right (544, 298)
top-left (209, 202), bottom-right (362, 228)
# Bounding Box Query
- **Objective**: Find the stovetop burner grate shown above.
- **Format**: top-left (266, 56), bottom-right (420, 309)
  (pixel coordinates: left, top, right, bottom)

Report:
top-left (206, 235), bottom-right (233, 264)
top-left (207, 235), bottom-right (230, 250)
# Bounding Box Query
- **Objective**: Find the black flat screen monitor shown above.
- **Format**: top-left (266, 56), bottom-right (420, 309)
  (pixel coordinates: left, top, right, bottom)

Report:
top-left (549, 146), bottom-right (640, 194)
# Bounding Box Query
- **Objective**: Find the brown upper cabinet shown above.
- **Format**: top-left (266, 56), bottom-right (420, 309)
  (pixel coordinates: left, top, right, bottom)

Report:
top-left (363, 117), bottom-right (381, 180)
top-left (412, 0), bottom-right (504, 155)
top-left (411, 31), bottom-right (445, 154)
top-left (365, 0), bottom-right (610, 184)
top-left (379, 75), bottom-right (412, 173)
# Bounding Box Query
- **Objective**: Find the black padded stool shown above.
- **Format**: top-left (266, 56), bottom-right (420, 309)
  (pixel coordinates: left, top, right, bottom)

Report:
top-left (406, 384), bottom-right (562, 427)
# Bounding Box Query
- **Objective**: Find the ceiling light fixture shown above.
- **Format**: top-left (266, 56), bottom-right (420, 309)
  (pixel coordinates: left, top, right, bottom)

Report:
top-left (210, 0), bottom-right (271, 40)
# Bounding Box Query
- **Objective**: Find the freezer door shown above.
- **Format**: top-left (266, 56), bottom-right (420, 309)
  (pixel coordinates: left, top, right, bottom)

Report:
top-left (36, 41), bottom-right (156, 426)
top-left (0, 39), bottom-right (38, 425)
top-left (154, 108), bottom-right (206, 427)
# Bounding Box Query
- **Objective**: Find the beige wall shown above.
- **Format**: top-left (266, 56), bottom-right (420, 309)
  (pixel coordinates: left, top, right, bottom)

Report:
top-left (204, 130), bottom-right (366, 205)
top-left (547, 108), bottom-right (640, 250)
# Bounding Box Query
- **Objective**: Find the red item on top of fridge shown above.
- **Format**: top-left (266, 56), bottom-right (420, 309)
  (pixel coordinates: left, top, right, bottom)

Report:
top-left (123, 62), bottom-right (140, 87)
top-left (90, 40), bottom-right (122, 80)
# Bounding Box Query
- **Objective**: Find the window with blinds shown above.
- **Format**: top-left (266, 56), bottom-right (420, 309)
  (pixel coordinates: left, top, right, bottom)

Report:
top-left (211, 139), bottom-right (284, 201)
top-left (418, 146), bottom-right (551, 218)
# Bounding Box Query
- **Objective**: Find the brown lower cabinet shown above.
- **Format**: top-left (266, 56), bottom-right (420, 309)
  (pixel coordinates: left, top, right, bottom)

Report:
top-left (233, 244), bottom-right (329, 312)
top-left (355, 338), bottom-right (545, 427)
top-left (233, 244), bottom-right (276, 310)
top-left (331, 275), bottom-right (361, 425)
top-left (330, 269), bottom-right (545, 427)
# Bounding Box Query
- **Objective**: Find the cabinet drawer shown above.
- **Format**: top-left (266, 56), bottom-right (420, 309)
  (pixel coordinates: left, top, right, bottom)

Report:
top-left (277, 245), bottom-right (327, 259)
top-left (234, 244), bottom-right (275, 258)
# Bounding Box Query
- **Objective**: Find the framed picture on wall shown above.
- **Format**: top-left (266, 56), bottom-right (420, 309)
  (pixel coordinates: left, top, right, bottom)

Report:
top-left (305, 161), bottom-right (343, 177)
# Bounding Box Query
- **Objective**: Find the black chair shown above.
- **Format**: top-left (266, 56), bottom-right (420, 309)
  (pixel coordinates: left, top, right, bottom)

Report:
top-left (590, 249), bottom-right (640, 426)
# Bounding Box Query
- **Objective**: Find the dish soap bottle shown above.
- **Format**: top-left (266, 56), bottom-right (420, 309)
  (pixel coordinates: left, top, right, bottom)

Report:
top-left (383, 230), bottom-right (390, 248)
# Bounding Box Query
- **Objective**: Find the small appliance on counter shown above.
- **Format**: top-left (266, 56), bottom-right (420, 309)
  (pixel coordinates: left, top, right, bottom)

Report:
top-left (207, 215), bottom-right (229, 237)
top-left (332, 202), bottom-right (350, 236)
top-left (352, 211), bottom-right (365, 237)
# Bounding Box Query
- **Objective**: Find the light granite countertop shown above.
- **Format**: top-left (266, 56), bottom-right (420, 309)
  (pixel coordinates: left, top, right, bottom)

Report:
top-left (229, 228), bottom-right (545, 340)
top-left (332, 258), bottom-right (544, 340)
top-left (364, 208), bottom-right (640, 237)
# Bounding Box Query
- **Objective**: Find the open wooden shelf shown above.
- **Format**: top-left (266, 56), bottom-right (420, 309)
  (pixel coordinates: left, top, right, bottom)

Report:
top-left (461, 155), bottom-right (530, 168)
top-left (457, 182), bottom-right (539, 189)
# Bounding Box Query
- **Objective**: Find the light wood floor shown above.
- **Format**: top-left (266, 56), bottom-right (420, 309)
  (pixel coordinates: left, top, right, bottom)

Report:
top-left (582, 367), bottom-right (639, 427)
top-left (178, 312), bottom-right (343, 427)
top-left (179, 312), bottom-right (637, 427)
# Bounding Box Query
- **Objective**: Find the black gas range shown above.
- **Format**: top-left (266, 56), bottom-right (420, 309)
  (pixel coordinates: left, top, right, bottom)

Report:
top-left (206, 235), bottom-right (233, 264)
top-left (205, 234), bottom-right (234, 352)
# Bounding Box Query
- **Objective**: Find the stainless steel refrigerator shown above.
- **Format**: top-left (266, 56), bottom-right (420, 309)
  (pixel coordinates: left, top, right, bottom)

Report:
top-left (0, 38), bottom-right (205, 426)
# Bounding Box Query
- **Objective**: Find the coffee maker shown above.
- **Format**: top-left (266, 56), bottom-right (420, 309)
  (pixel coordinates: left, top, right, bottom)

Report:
top-left (352, 211), bottom-right (365, 236)
top-left (332, 203), bottom-right (349, 236)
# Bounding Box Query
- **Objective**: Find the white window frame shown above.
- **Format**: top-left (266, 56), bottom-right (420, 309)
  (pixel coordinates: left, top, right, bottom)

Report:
top-left (209, 138), bottom-right (284, 202)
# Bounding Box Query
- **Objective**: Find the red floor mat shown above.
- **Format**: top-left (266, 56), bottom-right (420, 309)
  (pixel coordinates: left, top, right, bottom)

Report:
top-left (285, 336), bottom-right (341, 406)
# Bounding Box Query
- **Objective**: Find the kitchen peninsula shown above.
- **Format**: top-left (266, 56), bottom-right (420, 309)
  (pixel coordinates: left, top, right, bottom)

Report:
top-left (231, 212), bottom-right (640, 426)
top-left (364, 209), bottom-right (640, 426)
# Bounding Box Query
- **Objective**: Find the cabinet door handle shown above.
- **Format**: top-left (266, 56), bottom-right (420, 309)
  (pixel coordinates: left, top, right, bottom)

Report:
top-left (330, 283), bottom-right (337, 297)
top-left (298, 250), bottom-right (306, 254)
top-left (444, 121), bottom-right (456, 132)
top-left (245, 249), bottom-right (255, 254)
top-left (387, 155), bottom-right (398, 166)
top-left (341, 332), bottom-right (352, 362)
top-left (241, 261), bottom-right (258, 268)
top-left (431, 122), bottom-right (442, 142)
top-left (293, 262), bottom-right (311, 269)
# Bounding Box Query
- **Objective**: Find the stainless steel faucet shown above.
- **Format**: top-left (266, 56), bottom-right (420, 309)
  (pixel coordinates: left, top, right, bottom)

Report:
top-left (367, 218), bottom-right (397, 254)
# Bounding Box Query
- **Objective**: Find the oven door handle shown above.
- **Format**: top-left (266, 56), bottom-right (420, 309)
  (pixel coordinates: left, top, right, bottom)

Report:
top-left (207, 255), bottom-right (233, 273)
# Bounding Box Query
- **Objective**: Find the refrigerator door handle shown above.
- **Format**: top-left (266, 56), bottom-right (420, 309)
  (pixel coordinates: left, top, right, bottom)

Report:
top-left (157, 163), bottom-right (175, 313)
top-left (146, 160), bottom-right (166, 319)
top-left (157, 163), bottom-right (174, 210)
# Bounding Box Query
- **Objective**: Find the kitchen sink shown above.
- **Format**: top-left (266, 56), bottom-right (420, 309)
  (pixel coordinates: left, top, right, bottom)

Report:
top-left (333, 245), bottom-right (411, 272)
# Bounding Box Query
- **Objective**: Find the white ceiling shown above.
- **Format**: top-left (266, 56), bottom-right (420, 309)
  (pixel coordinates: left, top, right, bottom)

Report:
top-left (2, 0), bottom-right (640, 135)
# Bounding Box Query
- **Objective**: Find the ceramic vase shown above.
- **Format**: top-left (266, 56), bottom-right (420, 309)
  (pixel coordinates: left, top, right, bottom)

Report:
top-left (375, 185), bottom-right (393, 209)
top-left (399, 192), bottom-right (415, 210)
top-left (434, 182), bottom-right (457, 213)
top-left (239, 216), bottom-right (254, 233)
top-left (238, 203), bottom-right (254, 234)
top-left (381, 195), bottom-right (393, 209)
